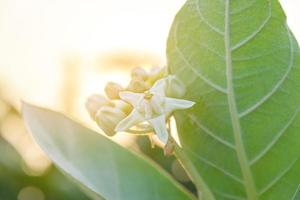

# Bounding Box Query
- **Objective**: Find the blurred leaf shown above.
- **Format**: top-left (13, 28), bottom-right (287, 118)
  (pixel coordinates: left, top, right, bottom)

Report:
top-left (0, 91), bottom-right (87, 199)
top-left (0, 136), bottom-right (88, 200)
top-left (0, 137), bottom-right (22, 173)
top-left (167, 0), bottom-right (300, 200)
top-left (22, 103), bottom-right (195, 200)
top-left (0, 137), bottom-right (24, 199)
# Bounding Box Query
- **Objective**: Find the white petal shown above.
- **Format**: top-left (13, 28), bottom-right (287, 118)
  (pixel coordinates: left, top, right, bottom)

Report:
top-left (144, 102), bottom-right (153, 119)
top-left (115, 110), bottom-right (144, 132)
top-left (149, 115), bottom-right (168, 145)
top-left (165, 98), bottom-right (195, 113)
top-left (119, 92), bottom-right (143, 107)
top-left (149, 95), bottom-right (164, 115)
top-left (150, 78), bottom-right (167, 95)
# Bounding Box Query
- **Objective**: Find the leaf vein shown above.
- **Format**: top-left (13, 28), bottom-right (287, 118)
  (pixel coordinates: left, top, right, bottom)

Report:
top-left (238, 25), bottom-right (295, 118)
top-left (184, 146), bottom-right (244, 184)
top-left (187, 113), bottom-right (235, 149)
top-left (224, 1), bottom-right (258, 198)
top-left (231, 0), bottom-right (272, 51)
top-left (195, 1), bottom-right (225, 35)
top-left (232, 47), bottom-right (289, 62)
top-left (259, 157), bottom-right (299, 195)
top-left (250, 107), bottom-right (300, 165)
top-left (174, 45), bottom-right (227, 93)
top-left (229, 0), bottom-right (258, 15)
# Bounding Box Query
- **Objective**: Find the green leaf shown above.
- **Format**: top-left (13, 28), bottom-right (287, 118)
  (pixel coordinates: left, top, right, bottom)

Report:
top-left (167, 0), bottom-right (300, 199)
top-left (22, 103), bottom-right (195, 200)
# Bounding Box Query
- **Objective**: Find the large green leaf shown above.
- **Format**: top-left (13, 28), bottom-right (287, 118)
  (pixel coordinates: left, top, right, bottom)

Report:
top-left (167, 0), bottom-right (300, 199)
top-left (22, 103), bottom-right (195, 200)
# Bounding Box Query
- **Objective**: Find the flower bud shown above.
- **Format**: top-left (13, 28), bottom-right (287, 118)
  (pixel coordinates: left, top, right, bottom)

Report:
top-left (127, 77), bottom-right (150, 93)
top-left (85, 94), bottom-right (112, 119)
top-left (112, 100), bottom-right (132, 115)
top-left (131, 67), bottom-right (148, 80)
top-left (166, 76), bottom-right (186, 98)
top-left (95, 106), bottom-right (127, 136)
top-left (147, 66), bottom-right (167, 86)
top-left (105, 82), bottom-right (123, 99)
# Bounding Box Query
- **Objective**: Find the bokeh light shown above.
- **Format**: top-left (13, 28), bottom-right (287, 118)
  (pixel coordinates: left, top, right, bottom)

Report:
top-left (18, 186), bottom-right (45, 200)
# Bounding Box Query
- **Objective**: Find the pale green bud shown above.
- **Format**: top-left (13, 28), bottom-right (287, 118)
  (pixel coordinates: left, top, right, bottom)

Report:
top-left (85, 94), bottom-right (112, 119)
top-left (131, 67), bottom-right (148, 80)
top-left (127, 77), bottom-right (150, 93)
top-left (105, 82), bottom-right (123, 99)
top-left (147, 66), bottom-right (167, 86)
top-left (95, 106), bottom-right (127, 136)
top-left (111, 100), bottom-right (132, 115)
top-left (166, 76), bottom-right (186, 98)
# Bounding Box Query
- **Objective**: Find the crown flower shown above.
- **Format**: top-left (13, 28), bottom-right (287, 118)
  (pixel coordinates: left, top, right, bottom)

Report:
top-left (115, 78), bottom-right (194, 145)
top-left (86, 66), bottom-right (195, 154)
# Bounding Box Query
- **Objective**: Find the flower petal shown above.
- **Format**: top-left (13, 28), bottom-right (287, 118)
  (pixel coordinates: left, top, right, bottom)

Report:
top-left (149, 115), bottom-right (168, 145)
top-left (149, 78), bottom-right (167, 95)
top-left (115, 110), bottom-right (144, 132)
top-left (144, 102), bottom-right (153, 119)
top-left (149, 95), bottom-right (165, 115)
top-left (165, 98), bottom-right (195, 113)
top-left (119, 91), bottom-right (143, 107)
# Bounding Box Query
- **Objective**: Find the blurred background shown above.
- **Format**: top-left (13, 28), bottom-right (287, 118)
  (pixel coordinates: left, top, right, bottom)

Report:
top-left (0, 0), bottom-right (299, 199)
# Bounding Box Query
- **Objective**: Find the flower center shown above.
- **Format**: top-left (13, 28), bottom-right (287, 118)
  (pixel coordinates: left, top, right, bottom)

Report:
top-left (144, 91), bottom-right (153, 100)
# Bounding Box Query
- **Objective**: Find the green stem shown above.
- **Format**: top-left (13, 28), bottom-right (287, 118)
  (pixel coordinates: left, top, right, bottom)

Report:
top-left (174, 144), bottom-right (215, 200)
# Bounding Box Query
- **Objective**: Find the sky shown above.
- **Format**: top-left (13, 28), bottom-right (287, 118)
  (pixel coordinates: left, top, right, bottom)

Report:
top-left (0, 0), bottom-right (299, 114)
top-left (0, 0), bottom-right (185, 109)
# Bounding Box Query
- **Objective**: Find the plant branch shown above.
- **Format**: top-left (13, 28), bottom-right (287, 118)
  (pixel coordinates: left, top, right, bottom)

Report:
top-left (174, 144), bottom-right (215, 200)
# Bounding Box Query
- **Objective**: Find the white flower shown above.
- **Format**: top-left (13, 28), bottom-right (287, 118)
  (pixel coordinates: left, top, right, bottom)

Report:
top-left (115, 76), bottom-right (195, 145)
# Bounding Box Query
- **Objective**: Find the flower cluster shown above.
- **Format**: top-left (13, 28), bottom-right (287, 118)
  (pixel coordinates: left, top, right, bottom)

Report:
top-left (86, 66), bottom-right (195, 154)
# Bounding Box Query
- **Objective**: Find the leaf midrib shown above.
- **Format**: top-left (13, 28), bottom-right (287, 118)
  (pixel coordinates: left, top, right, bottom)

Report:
top-left (224, 1), bottom-right (258, 199)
